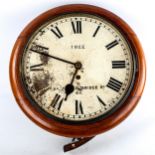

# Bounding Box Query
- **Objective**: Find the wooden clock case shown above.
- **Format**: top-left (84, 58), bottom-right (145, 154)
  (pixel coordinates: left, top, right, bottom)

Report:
top-left (10, 4), bottom-right (146, 138)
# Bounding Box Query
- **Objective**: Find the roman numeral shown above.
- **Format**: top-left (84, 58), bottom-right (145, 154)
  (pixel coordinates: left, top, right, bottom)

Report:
top-left (39, 87), bottom-right (51, 96)
top-left (30, 44), bottom-right (49, 53)
top-left (30, 63), bottom-right (44, 71)
top-left (107, 77), bottom-right (123, 92)
top-left (105, 40), bottom-right (119, 50)
top-left (50, 94), bottom-right (63, 110)
top-left (71, 21), bottom-right (82, 33)
top-left (75, 100), bottom-right (83, 114)
top-left (93, 26), bottom-right (101, 37)
top-left (97, 95), bottom-right (106, 106)
top-left (112, 61), bottom-right (126, 69)
top-left (51, 26), bottom-right (63, 38)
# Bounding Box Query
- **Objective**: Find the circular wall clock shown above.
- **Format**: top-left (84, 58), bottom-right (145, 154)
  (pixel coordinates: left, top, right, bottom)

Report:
top-left (10, 4), bottom-right (146, 152)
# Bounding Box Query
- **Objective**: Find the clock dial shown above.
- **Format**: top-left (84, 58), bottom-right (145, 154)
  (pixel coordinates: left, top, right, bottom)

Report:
top-left (21, 13), bottom-right (135, 122)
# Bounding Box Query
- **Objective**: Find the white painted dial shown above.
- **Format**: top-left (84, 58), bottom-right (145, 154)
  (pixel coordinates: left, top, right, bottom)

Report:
top-left (22, 14), bottom-right (135, 122)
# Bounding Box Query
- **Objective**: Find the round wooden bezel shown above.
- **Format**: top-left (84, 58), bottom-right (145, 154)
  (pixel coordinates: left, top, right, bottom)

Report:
top-left (10, 4), bottom-right (146, 138)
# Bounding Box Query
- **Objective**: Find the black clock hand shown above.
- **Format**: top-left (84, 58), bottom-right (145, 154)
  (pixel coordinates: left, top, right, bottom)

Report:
top-left (32, 50), bottom-right (75, 66)
top-left (65, 68), bottom-right (78, 101)
top-left (65, 62), bottom-right (82, 101)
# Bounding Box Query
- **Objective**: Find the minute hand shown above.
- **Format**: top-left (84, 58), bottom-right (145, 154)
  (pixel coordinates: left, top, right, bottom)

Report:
top-left (32, 50), bottom-right (75, 66)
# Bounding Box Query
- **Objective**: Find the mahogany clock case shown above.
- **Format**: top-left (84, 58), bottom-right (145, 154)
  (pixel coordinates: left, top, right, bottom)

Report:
top-left (10, 4), bottom-right (146, 137)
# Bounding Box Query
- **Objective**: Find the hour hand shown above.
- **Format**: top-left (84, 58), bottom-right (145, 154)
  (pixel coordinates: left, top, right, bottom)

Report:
top-left (64, 62), bottom-right (82, 100)
top-left (65, 84), bottom-right (74, 101)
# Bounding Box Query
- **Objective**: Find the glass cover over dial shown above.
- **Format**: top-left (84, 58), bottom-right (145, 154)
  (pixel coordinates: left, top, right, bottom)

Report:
top-left (21, 13), bottom-right (135, 122)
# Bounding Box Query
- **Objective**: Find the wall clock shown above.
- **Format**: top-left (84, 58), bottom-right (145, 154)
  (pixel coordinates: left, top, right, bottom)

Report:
top-left (10, 4), bottom-right (146, 152)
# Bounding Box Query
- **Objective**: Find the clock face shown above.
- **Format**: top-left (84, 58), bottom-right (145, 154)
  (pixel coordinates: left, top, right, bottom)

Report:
top-left (21, 13), bottom-right (135, 123)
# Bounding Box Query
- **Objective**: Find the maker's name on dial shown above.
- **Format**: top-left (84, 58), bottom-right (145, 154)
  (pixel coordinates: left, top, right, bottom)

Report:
top-left (75, 85), bottom-right (105, 90)
top-left (52, 85), bottom-right (105, 91)
top-left (71, 44), bottom-right (85, 49)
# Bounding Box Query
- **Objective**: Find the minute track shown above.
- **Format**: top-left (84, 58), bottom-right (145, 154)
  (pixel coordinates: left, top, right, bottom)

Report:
top-left (22, 13), bottom-right (134, 122)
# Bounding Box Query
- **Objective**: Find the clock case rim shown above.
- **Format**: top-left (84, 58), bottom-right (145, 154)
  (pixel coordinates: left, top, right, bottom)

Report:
top-left (10, 4), bottom-right (146, 138)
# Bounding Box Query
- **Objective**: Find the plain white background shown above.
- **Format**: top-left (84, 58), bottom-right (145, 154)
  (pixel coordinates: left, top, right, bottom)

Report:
top-left (0, 0), bottom-right (154, 155)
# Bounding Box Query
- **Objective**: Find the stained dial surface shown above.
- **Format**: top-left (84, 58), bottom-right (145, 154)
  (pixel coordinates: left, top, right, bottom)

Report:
top-left (22, 14), bottom-right (134, 122)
